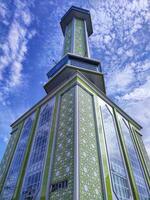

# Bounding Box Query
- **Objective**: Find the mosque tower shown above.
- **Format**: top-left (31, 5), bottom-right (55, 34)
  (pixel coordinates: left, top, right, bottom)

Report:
top-left (0, 6), bottom-right (149, 200)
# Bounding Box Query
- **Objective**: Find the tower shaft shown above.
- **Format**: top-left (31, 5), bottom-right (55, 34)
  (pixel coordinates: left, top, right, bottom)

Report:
top-left (63, 18), bottom-right (90, 57)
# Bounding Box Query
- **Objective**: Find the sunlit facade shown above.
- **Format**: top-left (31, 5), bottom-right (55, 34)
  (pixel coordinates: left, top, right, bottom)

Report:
top-left (0, 6), bottom-right (149, 200)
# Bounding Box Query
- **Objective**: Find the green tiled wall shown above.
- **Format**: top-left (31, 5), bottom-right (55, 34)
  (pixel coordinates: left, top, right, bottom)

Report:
top-left (63, 18), bottom-right (88, 57)
top-left (49, 87), bottom-right (75, 199)
top-left (63, 21), bottom-right (72, 55)
top-left (78, 87), bottom-right (103, 200)
top-left (74, 19), bottom-right (87, 57)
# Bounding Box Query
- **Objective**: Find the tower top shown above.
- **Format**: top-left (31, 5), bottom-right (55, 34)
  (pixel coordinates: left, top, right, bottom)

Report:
top-left (60, 6), bottom-right (93, 36)
top-left (45, 6), bottom-right (106, 95)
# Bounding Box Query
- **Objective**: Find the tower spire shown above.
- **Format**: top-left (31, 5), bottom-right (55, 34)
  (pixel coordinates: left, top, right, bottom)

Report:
top-left (60, 6), bottom-right (93, 57)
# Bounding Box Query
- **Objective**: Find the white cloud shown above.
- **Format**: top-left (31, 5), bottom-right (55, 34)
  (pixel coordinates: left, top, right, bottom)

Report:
top-left (120, 98), bottom-right (150, 157)
top-left (89, 0), bottom-right (149, 53)
top-left (103, 34), bottom-right (112, 44)
top-left (21, 9), bottom-right (32, 26)
top-left (10, 61), bottom-right (22, 87)
top-left (28, 29), bottom-right (37, 39)
top-left (3, 135), bottom-right (10, 144)
top-left (107, 64), bottom-right (135, 94)
top-left (128, 0), bottom-right (149, 11)
top-left (126, 49), bottom-right (134, 57)
top-left (0, 0), bottom-right (36, 103)
top-left (0, 3), bottom-right (7, 19)
top-left (122, 76), bottom-right (150, 101)
top-left (136, 59), bottom-right (150, 71)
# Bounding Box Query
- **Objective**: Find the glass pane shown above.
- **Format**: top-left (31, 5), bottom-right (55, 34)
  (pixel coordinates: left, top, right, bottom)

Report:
top-left (136, 133), bottom-right (150, 174)
top-left (0, 127), bottom-right (20, 185)
top-left (120, 118), bottom-right (150, 200)
top-left (0, 113), bottom-right (35, 200)
top-left (101, 105), bottom-right (132, 200)
top-left (20, 97), bottom-right (55, 200)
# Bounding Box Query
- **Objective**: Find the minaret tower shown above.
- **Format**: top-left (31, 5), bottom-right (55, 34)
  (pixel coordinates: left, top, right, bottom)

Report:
top-left (44, 6), bottom-right (106, 95)
top-left (45, 6), bottom-right (106, 200)
top-left (0, 6), bottom-right (149, 200)
top-left (61, 6), bottom-right (92, 57)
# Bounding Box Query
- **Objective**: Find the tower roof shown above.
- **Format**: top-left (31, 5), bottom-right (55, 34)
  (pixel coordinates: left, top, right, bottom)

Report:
top-left (60, 6), bottom-right (93, 36)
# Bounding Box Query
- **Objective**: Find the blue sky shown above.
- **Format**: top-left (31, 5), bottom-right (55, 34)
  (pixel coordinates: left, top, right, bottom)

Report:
top-left (0, 0), bottom-right (150, 161)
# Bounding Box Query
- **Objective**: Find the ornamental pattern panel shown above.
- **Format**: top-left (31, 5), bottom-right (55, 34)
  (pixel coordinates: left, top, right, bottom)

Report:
top-left (63, 21), bottom-right (72, 55)
top-left (78, 87), bottom-right (103, 200)
top-left (49, 87), bottom-right (75, 200)
top-left (74, 19), bottom-right (87, 57)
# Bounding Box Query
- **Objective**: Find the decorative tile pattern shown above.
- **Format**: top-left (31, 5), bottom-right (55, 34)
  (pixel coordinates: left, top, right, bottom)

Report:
top-left (74, 19), bottom-right (87, 57)
top-left (78, 87), bottom-right (102, 200)
top-left (49, 87), bottom-right (75, 200)
top-left (63, 21), bottom-right (72, 55)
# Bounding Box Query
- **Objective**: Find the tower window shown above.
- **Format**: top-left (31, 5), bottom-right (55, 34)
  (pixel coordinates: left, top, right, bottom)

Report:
top-left (50, 180), bottom-right (68, 192)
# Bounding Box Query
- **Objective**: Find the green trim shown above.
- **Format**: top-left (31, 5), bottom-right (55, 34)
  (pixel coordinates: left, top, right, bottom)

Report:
top-left (40, 96), bottom-right (59, 200)
top-left (113, 109), bottom-right (139, 200)
top-left (136, 133), bottom-right (150, 175)
top-left (13, 108), bottom-right (40, 199)
top-left (130, 125), bottom-right (150, 187)
top-left (93, 97), bottom-right (105, 200)
top-left (77, 76), bottom-right (97, 96)
top-left (134, 127), bottom-right (150, 176)
top-left (94, 96), bottom-right (113, 200)
top-left (0, 121), bottom-right (24, 193)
